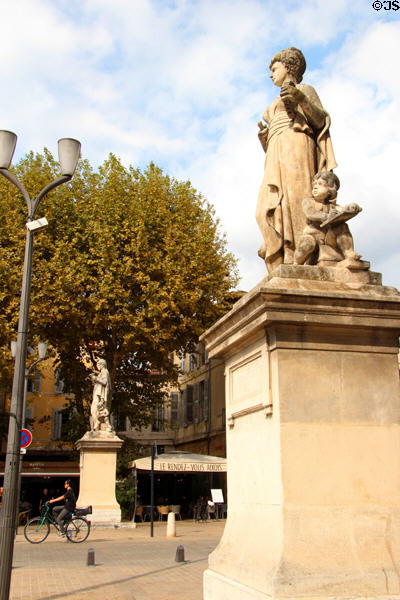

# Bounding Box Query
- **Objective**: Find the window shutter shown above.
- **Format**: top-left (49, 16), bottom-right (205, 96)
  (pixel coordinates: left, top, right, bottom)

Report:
top-left (170, 392), bottom-right (179, 426)
top-left (193, 383), bottom-right (199, 423)
top-left (54, 369), bottom-right (65, 393)
top-left (186, 385), bottom-right (193, 423)
top-left (182, 388), bottom-right (187, 427)
top-left (52, 409), bottom-right (62, 440)
top-left (203, 379), bottom-right (209, 422)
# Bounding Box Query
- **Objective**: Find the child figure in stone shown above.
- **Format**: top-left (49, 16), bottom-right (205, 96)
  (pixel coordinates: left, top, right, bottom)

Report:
top-left (294, 171), bottom-right (362, 267)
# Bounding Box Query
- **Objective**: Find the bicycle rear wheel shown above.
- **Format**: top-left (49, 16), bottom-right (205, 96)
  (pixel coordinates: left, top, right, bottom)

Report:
top-left (66, 517), bottom-right (90, 543)
top-left (24, 517), bottom-right (50, 543)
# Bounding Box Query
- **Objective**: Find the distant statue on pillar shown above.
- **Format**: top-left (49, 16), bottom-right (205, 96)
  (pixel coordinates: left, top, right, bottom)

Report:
top-left (77, 358), bottom-right (123, 525)
top-left (89, 359), bottom-right (113, 433)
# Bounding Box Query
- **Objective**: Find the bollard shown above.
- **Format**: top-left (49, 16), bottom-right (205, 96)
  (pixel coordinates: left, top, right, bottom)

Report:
top-left (175, 544), bottom-right (185, 562)
top-left (166, 511), bottom-right (176, 537)
top-left (87, 548), bottom-right (95, 566)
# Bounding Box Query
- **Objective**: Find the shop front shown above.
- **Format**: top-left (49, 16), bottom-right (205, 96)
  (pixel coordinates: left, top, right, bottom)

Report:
top-left (129, 451), bottom-right (227, 519)
top-left (0, 455), bottom-right (80, 515)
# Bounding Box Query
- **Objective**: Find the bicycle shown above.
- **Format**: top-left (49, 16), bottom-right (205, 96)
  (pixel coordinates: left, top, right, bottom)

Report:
top-left (24, 503), bottom-right (92, 544)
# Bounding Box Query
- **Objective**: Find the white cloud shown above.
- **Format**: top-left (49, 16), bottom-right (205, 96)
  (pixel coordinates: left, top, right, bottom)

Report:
top-left (313, 20), bottom-right (400, 287)
top-left (0, 0), bottom-right (399, 291)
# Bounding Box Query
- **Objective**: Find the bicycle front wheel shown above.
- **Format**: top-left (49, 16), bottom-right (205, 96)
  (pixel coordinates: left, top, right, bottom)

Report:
top-left (66, 517), bottom-right (90, 543)
top-left (24, 517), bottom-right (50, 544)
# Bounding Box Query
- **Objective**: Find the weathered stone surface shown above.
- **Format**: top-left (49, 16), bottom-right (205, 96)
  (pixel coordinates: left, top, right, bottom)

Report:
top-left (256, 48), bottom-right (336, 273)
top-left (76, 432), bottom-right (123, 525)
top-left (89, 359), bottom-right (113, 433)
top-left (202, 277), bottom-right (400, 600)
top-left (294, 171), bottom-right (364, 268)
top-left (265, 263), bottom-right (388, 290)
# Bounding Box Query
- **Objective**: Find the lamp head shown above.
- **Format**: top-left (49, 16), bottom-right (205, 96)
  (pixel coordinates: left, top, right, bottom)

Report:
top-left (0, 131), bottom-right (17, 169)
top-left (38, 342), bottom-right (48, 360)
top-left (58, 138), bottom-right (81, 177)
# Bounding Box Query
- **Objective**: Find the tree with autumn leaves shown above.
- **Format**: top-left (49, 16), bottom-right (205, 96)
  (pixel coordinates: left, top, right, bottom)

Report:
top-left (0, 150), bottom-right (238, 439)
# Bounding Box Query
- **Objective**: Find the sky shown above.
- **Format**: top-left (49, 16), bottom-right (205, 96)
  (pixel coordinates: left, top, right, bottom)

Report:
top-left (0, 0), bottom-right (399, 291)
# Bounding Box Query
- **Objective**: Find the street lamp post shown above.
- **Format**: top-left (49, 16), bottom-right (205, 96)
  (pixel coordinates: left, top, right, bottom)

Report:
top-left (150, 441), bottom-right (157, 538)
top-left (11, 341), bottom-right (48, 533)
top-left (0, 132), bottom-right (80, 600)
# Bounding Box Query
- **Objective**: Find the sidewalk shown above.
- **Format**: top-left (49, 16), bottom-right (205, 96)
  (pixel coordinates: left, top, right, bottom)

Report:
top-left (9, 520), bottom-right (225, 600)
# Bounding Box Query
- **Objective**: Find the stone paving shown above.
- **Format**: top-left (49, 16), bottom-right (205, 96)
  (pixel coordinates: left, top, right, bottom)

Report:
top-left (9, 520), bottom-right (225, 600)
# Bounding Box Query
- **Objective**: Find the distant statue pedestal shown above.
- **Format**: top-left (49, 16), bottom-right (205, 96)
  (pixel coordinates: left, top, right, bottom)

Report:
top-left (202, 266), bottom-right (400, 600)
top-left (76, 429), bottom-right (123, 526)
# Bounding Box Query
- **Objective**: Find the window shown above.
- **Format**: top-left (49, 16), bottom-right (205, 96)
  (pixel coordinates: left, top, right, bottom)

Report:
top-left (27, 371), bottom-right (41, 393)
top-left (51, 408), bottom-right (69, 440)
top-left (170, 392), bottom-right (179, 427)
top-left (151, 406), bottom-right (165, 432)
top-left (54, 369), bottom-right (65, 393)
top-left (188, 353), bottom-right (198, 372)
top-left (180, 353), bottom-right (186, 372)
top-left (182, 386), bottom-right (194, 426)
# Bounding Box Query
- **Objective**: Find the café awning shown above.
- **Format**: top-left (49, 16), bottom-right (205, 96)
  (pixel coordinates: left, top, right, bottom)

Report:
top-left (129, 452), bottom-right (227, 473)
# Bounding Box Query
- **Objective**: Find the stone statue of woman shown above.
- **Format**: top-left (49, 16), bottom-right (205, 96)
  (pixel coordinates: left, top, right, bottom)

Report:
top-left (256, 47), bottom-right (337, 272)
top-left (89, 359), bottom-right (113, 433)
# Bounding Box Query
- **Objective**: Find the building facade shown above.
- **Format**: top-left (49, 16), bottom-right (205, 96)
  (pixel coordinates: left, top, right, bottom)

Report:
top-left (0, 359), bottom-right (79, 512)
top-left (1, 343), bottom-right (227, 513)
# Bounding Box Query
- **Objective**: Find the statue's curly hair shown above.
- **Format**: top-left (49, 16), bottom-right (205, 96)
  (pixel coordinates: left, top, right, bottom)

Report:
top-left (313, 171), bottom-right (340, 201)
top-left (270, 47), bottom-right (306, 83)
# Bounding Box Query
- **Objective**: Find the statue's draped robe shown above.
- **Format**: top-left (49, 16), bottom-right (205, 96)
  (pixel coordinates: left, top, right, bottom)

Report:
top-left (91, 368), bottom-right (112, 429)
top-left (256, 83), bottom-right (337, 272)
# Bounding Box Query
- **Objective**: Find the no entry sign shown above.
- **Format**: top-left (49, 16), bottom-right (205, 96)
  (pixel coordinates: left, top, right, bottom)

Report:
top-left (20, 428), bottom-right (32, 449)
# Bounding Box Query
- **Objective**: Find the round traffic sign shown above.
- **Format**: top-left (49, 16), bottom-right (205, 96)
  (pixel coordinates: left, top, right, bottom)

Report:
top-left (21, 428), bottom-right (32, 449)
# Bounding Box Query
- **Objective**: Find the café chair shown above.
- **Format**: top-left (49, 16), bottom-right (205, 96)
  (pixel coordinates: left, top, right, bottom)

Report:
top-left (170, 505), bottom-right (182, 520)
top-left (157, 505), bottom-right (169, 521)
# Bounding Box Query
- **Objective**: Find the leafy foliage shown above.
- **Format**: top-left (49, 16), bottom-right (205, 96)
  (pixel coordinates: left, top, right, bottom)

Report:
top-left (0, 151), bottom-right (238, 437)
top-left (116, 476), bottom-right (136, 520)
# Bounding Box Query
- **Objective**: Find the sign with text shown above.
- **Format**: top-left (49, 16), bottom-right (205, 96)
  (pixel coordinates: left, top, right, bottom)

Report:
top-left (131, 452), bottom-right (227, 472)
top-left (211, 489), bottom-right (224, 503)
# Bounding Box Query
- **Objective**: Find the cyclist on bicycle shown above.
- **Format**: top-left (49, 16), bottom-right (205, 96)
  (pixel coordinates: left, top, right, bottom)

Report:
top-left (48, 480), bottom-right (76, 535)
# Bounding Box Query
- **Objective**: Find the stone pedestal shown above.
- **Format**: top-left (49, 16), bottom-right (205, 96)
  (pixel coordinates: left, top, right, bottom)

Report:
top-left (201, 266), bottom-right (400, 600)
top-left (76, 431), bottom-right (123, 525)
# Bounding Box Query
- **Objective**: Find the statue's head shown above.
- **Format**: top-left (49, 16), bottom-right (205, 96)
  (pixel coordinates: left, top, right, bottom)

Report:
top-left (313, 171), bottom-right (340, 201)
top-left (97, 359), bottom-right (107, 370)
top-left (270, 47), bottom-right (306, 83)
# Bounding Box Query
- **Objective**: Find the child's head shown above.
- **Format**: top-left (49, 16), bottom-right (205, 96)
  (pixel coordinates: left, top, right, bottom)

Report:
top-left (312, 171), bottom-right (340, 202)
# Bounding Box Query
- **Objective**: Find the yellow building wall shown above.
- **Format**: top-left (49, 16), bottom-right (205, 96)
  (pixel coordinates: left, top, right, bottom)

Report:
top-left (3, 358), bottom-right (74, 452)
